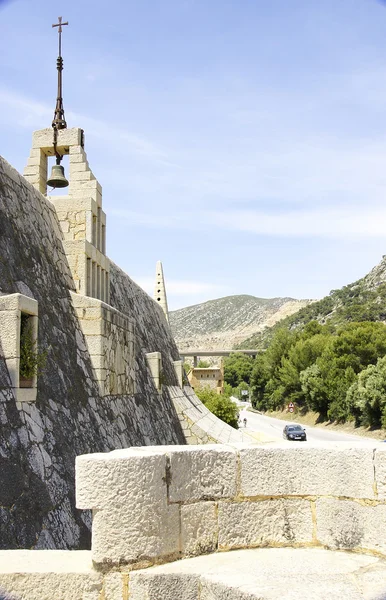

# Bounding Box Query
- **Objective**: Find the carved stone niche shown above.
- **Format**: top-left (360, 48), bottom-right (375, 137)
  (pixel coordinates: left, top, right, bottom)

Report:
top-left (0, 293), bottom-right (39, 404)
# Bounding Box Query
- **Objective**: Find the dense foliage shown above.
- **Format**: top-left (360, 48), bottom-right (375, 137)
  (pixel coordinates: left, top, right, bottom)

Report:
top-left (19, 315), bottom-right (47, 379)
top-left (195, 387), bottom-right (239, 428)
top-left (250, 321), bottom-right (386, 428)
top-left (223, 353), bottom-right (254, 387)
top-left (197, 360), bottom-right (211, 368)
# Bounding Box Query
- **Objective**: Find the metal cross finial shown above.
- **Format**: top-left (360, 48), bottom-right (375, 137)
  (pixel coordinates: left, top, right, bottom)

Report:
top-left (52, 16), bottom-right (69, 132)
top-left (52, 16), bottom-right (68, 58)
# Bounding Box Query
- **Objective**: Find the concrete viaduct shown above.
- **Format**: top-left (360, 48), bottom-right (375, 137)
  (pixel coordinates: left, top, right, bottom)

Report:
top-left (179, 349), bottom-right (260, 367)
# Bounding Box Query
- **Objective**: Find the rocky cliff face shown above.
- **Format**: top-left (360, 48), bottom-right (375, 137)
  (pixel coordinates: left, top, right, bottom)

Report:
top-left (169, 295), bottom-right (312, 350)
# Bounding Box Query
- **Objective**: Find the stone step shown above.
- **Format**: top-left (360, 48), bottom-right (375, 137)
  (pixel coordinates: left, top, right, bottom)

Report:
top-left (1, 547), bottom-right (385, 600)
top-left (128, 547), bottom-right (386, 600)
top-left (0, 550), bottom-right (101, 600)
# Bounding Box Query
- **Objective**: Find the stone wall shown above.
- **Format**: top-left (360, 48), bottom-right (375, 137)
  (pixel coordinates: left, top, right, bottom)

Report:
top-left (76, 442), bottom-right (386, 569)
top-left (0, 142), bottom-right (248, 551)
top-left (1, 442), bottom-right (385, 600)
top-left (0, 156), bottom-right (189, 550)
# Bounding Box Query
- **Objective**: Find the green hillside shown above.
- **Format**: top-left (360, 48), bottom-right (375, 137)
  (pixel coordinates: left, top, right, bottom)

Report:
top-left (240, 256), bottom-right (386, 430)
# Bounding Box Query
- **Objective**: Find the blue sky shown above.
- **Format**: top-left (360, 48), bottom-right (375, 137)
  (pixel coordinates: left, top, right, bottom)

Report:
top-left (2, 0), bottom-right (386, 309)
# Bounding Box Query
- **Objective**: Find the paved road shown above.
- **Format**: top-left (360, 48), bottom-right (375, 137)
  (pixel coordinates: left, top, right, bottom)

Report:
top-left (237, 406), bottom-right (379, 443)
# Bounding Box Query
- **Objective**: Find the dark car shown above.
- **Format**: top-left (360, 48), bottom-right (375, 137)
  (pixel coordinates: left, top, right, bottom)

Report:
top-left (283, 424), bottom-right (307, 441)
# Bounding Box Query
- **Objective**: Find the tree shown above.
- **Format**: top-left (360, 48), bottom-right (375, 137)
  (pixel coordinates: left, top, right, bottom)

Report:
top-left (346, 356), bottom-right (386, 429)
top-left (277, 331), bottom-right (331, 405)
top-left (250, 353), bottom-right (270, 410)
top-left (250, 328), bottom-right (298, 410)
top-left (197, 360), bottom-right (210, 368)
top-left (223, 353), bottom-right (254, 388)
top-left (235, 381), bottom-right (250, 401)
top-left (195, 387), bottom-right (239, 428)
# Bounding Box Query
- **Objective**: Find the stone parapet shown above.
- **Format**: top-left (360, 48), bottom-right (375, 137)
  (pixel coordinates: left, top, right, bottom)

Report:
top-left (76, 442), bottom-right (386, 569)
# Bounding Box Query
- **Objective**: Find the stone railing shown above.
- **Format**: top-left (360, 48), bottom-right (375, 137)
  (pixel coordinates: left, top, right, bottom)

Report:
top-left (76, 442), bottom-right (386, 568)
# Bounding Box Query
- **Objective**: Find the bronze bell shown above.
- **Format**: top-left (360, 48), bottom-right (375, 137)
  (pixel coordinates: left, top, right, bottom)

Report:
top-left (47, 164), bottom-right (69, 189)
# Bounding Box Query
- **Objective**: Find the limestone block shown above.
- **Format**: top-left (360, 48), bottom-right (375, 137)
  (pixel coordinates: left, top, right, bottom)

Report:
top-left (239, 445), bottom-right (376, 499)
top-left (57, 128), bottom-right (83, 148)
top-left (0, 312), bottom-right (20, 358)
top-left (51, 197), bottom-right (95, 212)
top-left (82, 335), bottom-right (103, 356)
top-left (24, 173), bottom-right (41, 185)
top-left (88, 354), bottom-right (105, 370)
top-left (5, 357), bottom-right (19, 387)
top-left (374, 445), bottom-right (386, 499)
top-left (32, 128), bottom-right (56, 150)
top-left (28, 148), bottom-right (43, 158)
top-left (69, 162), bottom-right (88, 173)
top-left (181, 501), bottom-right (217, 556)
top-left (316, 498), bottom-right (386, 554)
top-left (76, 448), bottom-right (180, 565)
top-left (218, 498), bottom-right (313, 549)
top-left (31, 128), bottom-right (82, 155)
top-left (129, 573), bottom-right (200, 600)
top-left (71, 170), bottom-right (95, 182)
top-left (168, 445), bottom-right (237, 502)
top-left (103, 572), bottom-right (126, 600)
top-left (59, 220), bottom-right (70, 234)
top-left (0, 549), bottom-right (101, 600)
top-left (26, 156), bottom-right (45, 168)
top-left (77, 319), bottom-right (103, 336)
top-left (70, 179), bottom-right (100, 192)
top-left (24, 165), bottom-right (41, 176)
top-left (146, 352), bottom-right (162, 391)
top-left (173, 360), bottom-right (184, 387)
top-left (16, 387), bottom-right (37, 404)
top-left (69, 152), bottom-right (86, 163)
top-left (69, 144), bottom-right (85, 155)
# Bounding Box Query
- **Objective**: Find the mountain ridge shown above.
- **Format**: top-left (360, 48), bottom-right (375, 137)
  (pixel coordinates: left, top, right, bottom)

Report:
top-left (169, 294), bottom-right (313, 351)
top-left (237, 255), bottom-right (386, 348)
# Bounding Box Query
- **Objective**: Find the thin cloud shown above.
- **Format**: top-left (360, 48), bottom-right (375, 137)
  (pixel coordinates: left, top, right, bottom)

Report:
top-left (205, 207), bottom-right (386, 238)
top-left (0, 87), bottom-right (167, 162)
top-left (132, 276), bottom-right (226, 297)
top-left (110, 204), bottom-right (386, 239)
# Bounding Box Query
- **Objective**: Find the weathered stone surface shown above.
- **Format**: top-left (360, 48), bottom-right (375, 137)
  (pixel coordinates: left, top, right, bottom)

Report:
top-left (169, 445), bottom-right (237, 502)
top-left (0, 550), bottom-right (101, 600)
top-left (181, 501), bottom-right (217, 556)
top-left (102, 573), bottom-right (127, 600)
top-left (239, 444), bottom-right (376, 498)
top-left (129, 573), bottom-right (200, 600)
top-left (218, 499), bottom-right (313, 549)
top-left (126, 548), bottom-right (386, 600)
top-left (77, 448), bottom-right (180, 564)
top-left (316, 498), bottom-right (386, 554)
top-left (374, 445), bottom-right (386, 499)
top-left (0, 156), bottom-right (190, 549)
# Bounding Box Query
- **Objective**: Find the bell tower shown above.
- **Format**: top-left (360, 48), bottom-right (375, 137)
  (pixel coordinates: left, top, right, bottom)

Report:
top-left (23, 17), bottom-right (110, 304)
